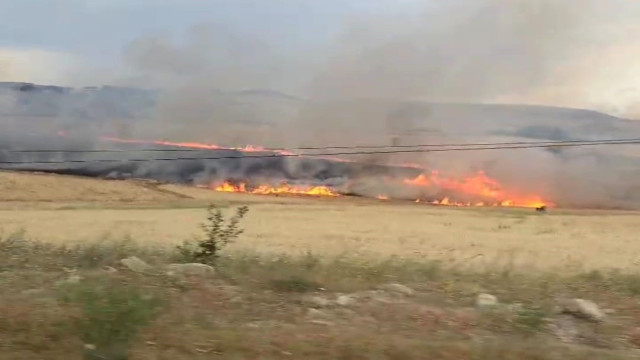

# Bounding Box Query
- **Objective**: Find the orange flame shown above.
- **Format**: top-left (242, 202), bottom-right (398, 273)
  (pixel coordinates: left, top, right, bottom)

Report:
top-left (406, 171), bottom-right (553, 208)
top-left (98, 136), bottom-right (298, 155)
top-left (81, 134), bottom-right (555, 207)
top-left (214, 181), bottom-right (339, 197)
top-left (215, 182), bottom-right (247, 193)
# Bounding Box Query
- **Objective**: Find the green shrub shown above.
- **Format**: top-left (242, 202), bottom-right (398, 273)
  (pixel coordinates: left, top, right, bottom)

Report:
top-left (176, 204), bottom-right (249, 265)
top-left (515, 306), bottom-right (548, 333)
top-left (59, 278), bottom-right (162, 360)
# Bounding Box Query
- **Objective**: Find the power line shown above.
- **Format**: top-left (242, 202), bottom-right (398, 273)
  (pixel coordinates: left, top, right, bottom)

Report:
top-left (2, 137), bottom-right (640, 153)
top-left (1, 139), bottom-right (639, 165)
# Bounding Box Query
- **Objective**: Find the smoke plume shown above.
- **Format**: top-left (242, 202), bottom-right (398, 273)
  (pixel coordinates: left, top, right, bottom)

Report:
top-left (1, 0), bottom-right (640, 209)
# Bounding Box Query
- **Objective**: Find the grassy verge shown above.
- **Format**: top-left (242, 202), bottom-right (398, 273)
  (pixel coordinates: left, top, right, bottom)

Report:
top-left (1, 233), bottom-right (640, 359)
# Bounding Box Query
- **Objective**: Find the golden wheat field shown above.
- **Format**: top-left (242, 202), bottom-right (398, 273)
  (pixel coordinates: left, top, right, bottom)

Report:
top-left (1, 170), bottom-right (639, 271)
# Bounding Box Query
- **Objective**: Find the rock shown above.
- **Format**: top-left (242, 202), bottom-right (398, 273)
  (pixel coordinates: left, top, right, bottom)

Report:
top-left (103, 266), bottom-right (118, 274)
top-left (55, 274), bottom-right (82, 286)
top-left (304, 296), bottom-right (332, 308)
top-left (377, 283), bottom-right (415, 296)
top-left (120, 256), bottom-right (152, 273)
top-left (308, 320), bottom-right (334, 326)
top-left (357, 290), bottom-right (399, 304)
top-left (306, 308), bottom-right (331, 319)
top-left (336, 294), bottom-right (357, 307)
top-left (475, 293), bottom-right (498, 309)
top-left (560, 299), bottom-right (606, 323)
top-left (166, 263), bottom-right (215, 277)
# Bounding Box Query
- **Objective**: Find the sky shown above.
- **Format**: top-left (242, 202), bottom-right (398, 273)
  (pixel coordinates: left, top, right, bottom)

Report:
top-left (0, 0), bottom-right (418, 87)
top-left (0, 0), bottom-right (638, 118)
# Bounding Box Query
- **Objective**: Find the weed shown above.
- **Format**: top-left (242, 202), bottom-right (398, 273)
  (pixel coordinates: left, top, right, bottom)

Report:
top-left (58, 278), bottom-right (162, 360)
top-left (515, 306), bottom-right (548, 333)
top-left (176, 204), bottom-right (249, 265)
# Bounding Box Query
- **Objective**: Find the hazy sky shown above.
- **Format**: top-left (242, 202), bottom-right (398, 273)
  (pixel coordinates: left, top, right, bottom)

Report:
top-left (0, 0), bottom-right (418, 86)
top-left (0, 0), bottom-right (638, 118)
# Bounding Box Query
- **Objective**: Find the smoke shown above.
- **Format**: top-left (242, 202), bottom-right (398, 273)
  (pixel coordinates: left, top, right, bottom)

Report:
top-left (2, 0), bottom-right (640, 209)
top-left (116, 24), bottom-right (309, 145)
top-left (308, 0), bottom-right (640, 115)
top-left (288, 0), bottom-right (640, 208)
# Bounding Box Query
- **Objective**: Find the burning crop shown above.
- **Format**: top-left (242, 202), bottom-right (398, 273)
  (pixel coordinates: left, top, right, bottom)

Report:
top-left (404, 171), bottom-right (553, 208)
top-left (214, 181), bottom-right (340, 197)
top-left (15, 133), bottom-right (553, 209)
top-left (102, 136), bottom-right (554, 208)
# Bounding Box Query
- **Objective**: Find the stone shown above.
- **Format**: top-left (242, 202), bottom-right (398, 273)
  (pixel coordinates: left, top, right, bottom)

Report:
top-left (120, 256), bottom-right (152, 273)
top-left (336, 294), bottom-right (357, 307)
top-left (377, 283), bottom-right (415, 296)
top-left (306, 308), bottom-right (331, 319)
top-left (304, 296), bottom-right (332, 308)
top-left (357, 290), bottom-right (398, 304)
top-left (55, 274), bottom-right (82, 286)
top-left (166, 263), bottom-right (215, 277)
top-left (308, 320), bottom-right (334, 326)
top-left (475, 293), bottom-right (498, 309)
top-left (560, 298), bottom-right (606, 323)
top-left (103, 266), bottom-right (118, 274)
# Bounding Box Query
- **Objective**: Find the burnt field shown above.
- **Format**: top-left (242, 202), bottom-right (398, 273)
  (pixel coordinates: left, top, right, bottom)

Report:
top-left (0, 133), bottom-right (427, 198)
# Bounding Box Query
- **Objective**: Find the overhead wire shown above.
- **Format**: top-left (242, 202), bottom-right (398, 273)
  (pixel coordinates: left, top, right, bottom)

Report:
top-left (2, 137), bottom-right (640, 153)
top-left (1, 139), bottom-right (639, 165)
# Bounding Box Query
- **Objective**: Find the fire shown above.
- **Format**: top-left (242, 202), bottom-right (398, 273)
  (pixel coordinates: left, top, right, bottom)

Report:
top-left (57, 133), bottom-right (556, 208)
top-left (406, 171), bottom-right (553, 208)
top-left (99, 136), bottom-right (297, 155)
top-left (213, 181), bottom-right (340, 197)
top-left (215, 182), bottom-right (246, 193)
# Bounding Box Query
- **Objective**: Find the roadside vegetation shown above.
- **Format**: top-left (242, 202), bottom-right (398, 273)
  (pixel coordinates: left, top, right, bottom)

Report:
top-left (1, 204), bottom-right (640, 359)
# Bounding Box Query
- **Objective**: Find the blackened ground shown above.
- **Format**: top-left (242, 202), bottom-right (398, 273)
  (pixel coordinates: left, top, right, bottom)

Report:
top-left (0, 136), bottom-right (422, 189)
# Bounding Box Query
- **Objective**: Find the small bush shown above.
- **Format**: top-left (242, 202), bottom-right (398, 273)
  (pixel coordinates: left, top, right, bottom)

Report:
top-left (59, 278), bottom-right (162, 360)
top-left (176, 204), bottom-right (249, 265)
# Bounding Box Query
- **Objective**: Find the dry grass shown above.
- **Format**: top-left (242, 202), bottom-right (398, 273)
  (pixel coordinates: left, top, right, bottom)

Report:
top-left (2, 236), bottom-right (640, 359)
top-left (0, 172), bottom-right (639, 270)
top-left (3, 172), bottom-right (640, 359)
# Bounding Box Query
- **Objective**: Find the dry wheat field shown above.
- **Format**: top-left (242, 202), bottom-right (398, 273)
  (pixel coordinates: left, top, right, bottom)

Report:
top-left (1, 170), bottom-right (639, 271)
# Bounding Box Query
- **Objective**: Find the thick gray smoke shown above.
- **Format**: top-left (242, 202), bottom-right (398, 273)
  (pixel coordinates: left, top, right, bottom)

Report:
top-left (292, 0), bottom-right (640, 208)
top-left (308, 0), bottom-right (640, 113)
top-left (1, 0), bottom-right (640, 208)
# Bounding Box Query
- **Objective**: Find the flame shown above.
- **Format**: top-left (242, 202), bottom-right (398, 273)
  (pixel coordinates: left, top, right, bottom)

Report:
top-left (406, 171), bottom-right (553, 208)
top-left (214, 181), bottom-right (339, 197)
top-left (215, 182), bottom-right (247, 193)
top-left (57, 133), bottom-right (555, 207)
top-left (99, 136), bottom-right (292, 154)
